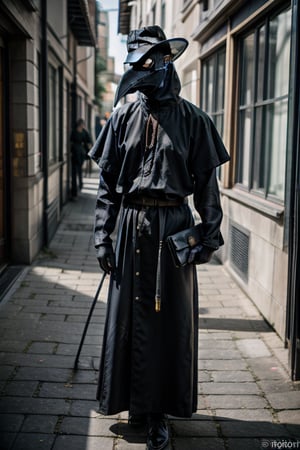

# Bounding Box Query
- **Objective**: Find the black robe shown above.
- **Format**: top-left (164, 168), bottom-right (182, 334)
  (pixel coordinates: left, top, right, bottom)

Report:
top-left (90, 86), bottom-right (230, 417)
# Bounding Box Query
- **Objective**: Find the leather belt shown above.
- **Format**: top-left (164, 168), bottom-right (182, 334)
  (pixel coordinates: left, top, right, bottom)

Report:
top-left (124, 196), bottom-right (185, 207)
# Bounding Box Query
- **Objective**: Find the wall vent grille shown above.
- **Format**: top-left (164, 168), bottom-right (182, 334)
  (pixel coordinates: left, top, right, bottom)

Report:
top-left (230, 223), bottom-right (249, 282)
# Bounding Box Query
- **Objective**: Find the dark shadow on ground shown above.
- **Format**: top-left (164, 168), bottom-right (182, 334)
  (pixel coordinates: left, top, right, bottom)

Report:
top-left (0, 175), bottom-right (110, 450)
top-left (109, 413), bottom-right (300, 450)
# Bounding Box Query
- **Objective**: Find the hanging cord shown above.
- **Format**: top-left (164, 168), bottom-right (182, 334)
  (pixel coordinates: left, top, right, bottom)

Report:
top-left (144, 113), bottom-right (162, 312)
top-left (155, 208), bottom-right (166, 312)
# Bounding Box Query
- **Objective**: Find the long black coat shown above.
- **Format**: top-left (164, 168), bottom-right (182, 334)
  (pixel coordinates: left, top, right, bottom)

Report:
top-left (90, 91), bottom-right (229, 417)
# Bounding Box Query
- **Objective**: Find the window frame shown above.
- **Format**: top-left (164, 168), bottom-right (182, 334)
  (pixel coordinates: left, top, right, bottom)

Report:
top-left (48, 61), bottom-right (62, 166)
top-left (200, 45), bottom-right (226, 137)
top-left (200, 45), bottom-right (226, 180)
top-left (235, 6), bottom-right (292, 204)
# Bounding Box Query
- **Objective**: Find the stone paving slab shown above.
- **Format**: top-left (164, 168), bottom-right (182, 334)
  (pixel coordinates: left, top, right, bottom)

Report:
top-left (13, 367), bottom-right (73, 382)
top-left (199, 349), bottom-right (242, 359)
top-left (214, 409), bottom-right (274, 422)
top-left (172, 437), bottom-right (226, 450)
top-left (115, 441), bottom-right (151, 450)
top-left (0, 433), bottom-right (17, 450)
top-left (38, 382), bottom-right (97, 400)
top-left (21, 414), bottom-right (58, 433)
top-left (211, 370), bottom-right (255, 382)
top-left (257, 379), bottom-right (297, 394)
top-left (0, 176), bottom-right (299, 450)
top-left (3, 381), bottom-right (39, 397)
top-left (56, 343), bottom-right (101, 356)
top-left (203, 394), bottom-right (268, 409)
top-left (60, 417), bottom-right (119, 436)
top-left (0, 413), bottom-right (24, 432)
top-left (226, 438), bottom-right (266, 450)
top-left (0, 397), bottom-right (70, 415)
top-left (9, 433), bottom-right (56, 450)
top-left (236, 338), bottom-right (271, 358)
top-left (201, 359), bottom-right (249, 370)
top-left (219, 421), bottom-right (290, 438)
top-left (246, 357), bottom-right (290, 380)
top-left (69, 399), bottom-right (102, 418)
top-left (52, 435), bottom-right (115, 450)
top-left (200, 382), bottom-right (260, 395)
top-left (278, 410), bottom-right (300, 424)
top-left (170, 420), bottom-right (218, 437)
top-left (266, 391), bottom-right (300, 410)
top-left (0, 353), bottom-right (75, 368)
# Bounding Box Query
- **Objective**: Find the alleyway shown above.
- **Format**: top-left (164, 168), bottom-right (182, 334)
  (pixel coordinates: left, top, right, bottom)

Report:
top-left (0, 173), bottom-right (299, 450)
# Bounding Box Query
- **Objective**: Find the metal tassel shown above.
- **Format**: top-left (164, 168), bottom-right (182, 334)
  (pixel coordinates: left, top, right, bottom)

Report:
top-left (155, 296), bottom-right (161, 312)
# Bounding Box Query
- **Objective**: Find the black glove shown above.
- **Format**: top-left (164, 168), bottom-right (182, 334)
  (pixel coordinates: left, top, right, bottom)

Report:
top-left (96, 244), bottom-right (115, 273)
top-left (188, 244), bottom-right (215, 265)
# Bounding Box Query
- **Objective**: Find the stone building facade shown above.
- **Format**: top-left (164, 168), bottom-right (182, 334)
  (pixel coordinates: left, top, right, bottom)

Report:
top-left (0, 0), bottom-right (97, 267)
top-left (118, 0), bottom-right (300, 377)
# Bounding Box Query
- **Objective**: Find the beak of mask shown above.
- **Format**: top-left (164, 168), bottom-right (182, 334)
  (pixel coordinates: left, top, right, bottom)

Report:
top-left (114, 54), bottom-right (172, 107)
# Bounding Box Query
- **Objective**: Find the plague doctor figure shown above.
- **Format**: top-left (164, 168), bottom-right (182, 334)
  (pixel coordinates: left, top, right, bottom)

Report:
top-left (89, 26), bottom-right (230, 450)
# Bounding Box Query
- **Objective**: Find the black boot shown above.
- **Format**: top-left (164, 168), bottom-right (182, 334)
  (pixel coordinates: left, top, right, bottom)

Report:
top-left (147, 414), bottom-right (169, 450)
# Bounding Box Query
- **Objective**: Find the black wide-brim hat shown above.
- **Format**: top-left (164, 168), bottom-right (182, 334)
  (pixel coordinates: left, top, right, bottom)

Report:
top-left (125, 25), bottom-right (188, 64)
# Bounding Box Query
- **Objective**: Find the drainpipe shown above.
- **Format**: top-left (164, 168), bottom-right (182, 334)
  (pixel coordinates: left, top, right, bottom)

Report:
top-left (70, 38), bottom-right (77, 199)
top-left (286, 0), bottom-right (300, 380)
top-left (41, 0), bottom-right (49, 246)
top-left (71, 38), bottom-right (77, 136)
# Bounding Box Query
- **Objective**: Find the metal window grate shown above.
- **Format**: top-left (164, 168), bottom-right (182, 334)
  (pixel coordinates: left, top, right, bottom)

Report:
top-left (230, 223), bottom-right (249, 282)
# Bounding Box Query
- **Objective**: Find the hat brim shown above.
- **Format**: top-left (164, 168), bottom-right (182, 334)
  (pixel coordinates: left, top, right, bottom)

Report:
top-left (124, 38), bottom-right (188, 64)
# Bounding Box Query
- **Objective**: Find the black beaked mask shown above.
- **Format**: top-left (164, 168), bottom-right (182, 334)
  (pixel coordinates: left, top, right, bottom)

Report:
top-left (114, 50), bottom-right (175, 107)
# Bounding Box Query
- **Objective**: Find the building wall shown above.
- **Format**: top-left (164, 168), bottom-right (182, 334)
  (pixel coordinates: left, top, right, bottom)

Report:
top-left (0, 0), bottom-right (97, 265)
top-left (9, 31), bottom-right (43, 264)
top-left (125, 0), bottom-right (293, 339)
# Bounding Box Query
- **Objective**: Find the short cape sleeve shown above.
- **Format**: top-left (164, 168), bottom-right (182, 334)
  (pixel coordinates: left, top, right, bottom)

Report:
top-left (88, 118), bottom-right (120, 174)
top-left (190, 113), bottom-right (230, 176)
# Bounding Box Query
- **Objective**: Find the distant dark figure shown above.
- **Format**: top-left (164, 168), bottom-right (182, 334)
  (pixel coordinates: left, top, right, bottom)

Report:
top-left (70, 118), bottom-right (92, 197)
top-left (95, 115), bottom-right (109, 140)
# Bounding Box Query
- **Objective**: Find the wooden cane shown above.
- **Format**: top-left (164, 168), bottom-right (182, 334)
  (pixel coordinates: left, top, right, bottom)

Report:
top-left (73, 272), bottom-right (107, 370)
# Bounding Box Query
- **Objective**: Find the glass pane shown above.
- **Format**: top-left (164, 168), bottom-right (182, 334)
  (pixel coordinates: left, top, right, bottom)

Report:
top-left (268, 99), bottom-right (288, 199)
top-left (161, 2), bottom-right (165, 29)
top-left (201, 62), bottom-right (207, 109)
top-left (48, 67), bottom-right (54, 162)
top-left (252, 106), bottom-right (265, 191)
top-left (216, 49), bottom-right (225, 111)
top-left (207, 56), bottom-right (214, 113)
top-left (190, 69), bottom-right (197, 105)
top-left (268, 8), bottom-right (291, 99)
top-left (48, 66), bottom-right (58, 163)
top-left (238, 108), bottom-right (252, 186)
top-left (240, 33), bottom-right (255, 106)
top-left (256, 26), bottom-right (266, 101)
top-left (215, 113), bottom-right (223, 138)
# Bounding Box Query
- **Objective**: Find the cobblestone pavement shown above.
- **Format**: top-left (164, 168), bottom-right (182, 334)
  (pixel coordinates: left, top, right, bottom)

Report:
top-left (0, 174), bottom-right (300, 450)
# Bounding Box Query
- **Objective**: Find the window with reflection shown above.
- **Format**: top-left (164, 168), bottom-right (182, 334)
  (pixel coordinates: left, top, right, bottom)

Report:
top-left (237, 7), bottom-right (291, 201)
top-left (201, 47), bottom-right (226, 180)
top-left (201, 47), bottom-right (226, 137)
top-left (48, 64), bottom-right (59, 164)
